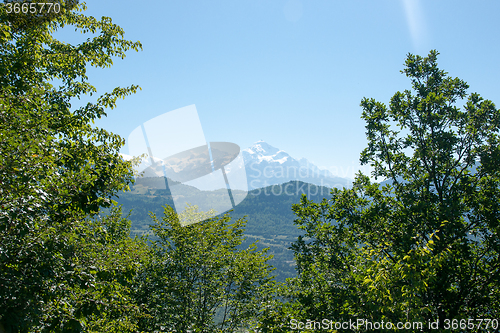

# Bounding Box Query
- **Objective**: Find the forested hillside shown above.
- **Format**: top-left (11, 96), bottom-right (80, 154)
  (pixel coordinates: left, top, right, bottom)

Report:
top-left (116, 178), bottom-right (333, 281)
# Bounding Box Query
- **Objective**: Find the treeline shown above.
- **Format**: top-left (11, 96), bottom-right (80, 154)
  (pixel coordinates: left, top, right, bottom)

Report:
top-left (2, 2), bottom-right (500, 332)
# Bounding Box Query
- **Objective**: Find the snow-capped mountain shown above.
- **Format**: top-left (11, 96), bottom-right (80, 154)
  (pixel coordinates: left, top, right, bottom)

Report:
top-left (242, 141), bottom-right (352, 190)
top-left (122, 141), bottom-right (353, 191)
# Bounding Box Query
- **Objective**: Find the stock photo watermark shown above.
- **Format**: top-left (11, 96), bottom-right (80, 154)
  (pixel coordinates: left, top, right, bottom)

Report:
top-left (125, 105), bottom-right (248, 224)
top-left (290, 318), bottom-right (499, 331)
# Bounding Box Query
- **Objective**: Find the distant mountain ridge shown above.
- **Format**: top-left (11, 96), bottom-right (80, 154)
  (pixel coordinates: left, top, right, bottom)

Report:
top-left (241, 141), bottom-right (352, 190)
top-left (121, 140), bottom-right (353, 191)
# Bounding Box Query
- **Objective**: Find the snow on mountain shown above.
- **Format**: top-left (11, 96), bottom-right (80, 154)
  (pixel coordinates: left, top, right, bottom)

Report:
top-left (241, 141), bottom-right (352, 190)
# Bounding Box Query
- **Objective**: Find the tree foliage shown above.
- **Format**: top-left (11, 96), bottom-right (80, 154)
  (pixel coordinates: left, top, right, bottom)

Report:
top-left (0, 1), bottom-right (144, 331)
top-left (284, 50), bottom-right (500, 331)
top-left (136, 205), bottom-right (275, 332)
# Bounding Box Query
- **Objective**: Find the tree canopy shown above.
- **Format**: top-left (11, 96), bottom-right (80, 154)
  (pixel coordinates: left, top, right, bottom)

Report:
top-left (0, 1), bottom-right (145, 330)
top-left (275, 50), bottom-right (500, 332)
top-left (136, 205), bottom-right (275, 332)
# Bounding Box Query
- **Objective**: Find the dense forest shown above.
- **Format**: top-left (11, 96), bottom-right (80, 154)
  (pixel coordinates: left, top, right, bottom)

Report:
top-left (1, 1), bottom-right (500, 332)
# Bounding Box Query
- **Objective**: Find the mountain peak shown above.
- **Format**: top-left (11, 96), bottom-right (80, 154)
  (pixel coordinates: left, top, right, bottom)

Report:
top-left (245, 141), bottom-right (280, 156)
top-left (240, 140), bottom-right (353, 190)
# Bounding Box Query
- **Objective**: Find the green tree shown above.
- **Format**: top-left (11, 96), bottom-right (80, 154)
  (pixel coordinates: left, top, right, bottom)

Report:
top-left (136, 205), bottom-right (275, 332)
top-left (40, 206), bottom-right (150, 333)
top-left (285, 50), bottom-right (500, 331)
top-left (0, 1), bottom-right (144, 331)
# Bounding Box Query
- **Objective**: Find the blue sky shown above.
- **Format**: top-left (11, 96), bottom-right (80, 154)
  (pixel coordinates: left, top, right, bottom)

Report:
top-left (57, 0), bottom-right (500, 180)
